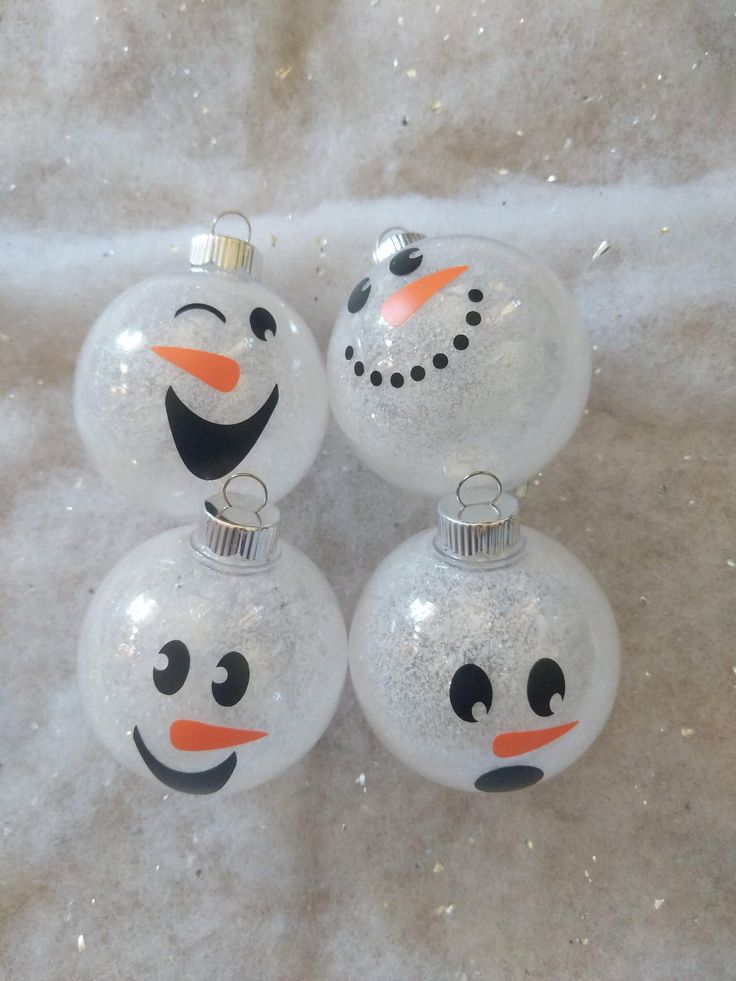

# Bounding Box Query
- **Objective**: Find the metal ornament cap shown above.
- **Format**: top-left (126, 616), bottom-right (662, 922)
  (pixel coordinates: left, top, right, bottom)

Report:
top-left (434, 471), bottom-right (524, 565)
top-left (190, 210), bottom-right (263, 279)
top-left (372, 227), bottom-right (426, 265)
top-left (194, 477), bottom-right (280, 566)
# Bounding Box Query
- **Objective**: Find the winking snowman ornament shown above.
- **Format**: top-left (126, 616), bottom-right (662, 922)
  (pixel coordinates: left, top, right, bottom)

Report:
top-left (75, 212), bottom-right (328, 520)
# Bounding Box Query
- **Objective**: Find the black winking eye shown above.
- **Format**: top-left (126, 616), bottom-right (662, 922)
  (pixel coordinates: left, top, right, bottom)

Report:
top-left (450, 663), bottom-right (493, 723)
top-left (527, 658), bottom-right (566, 717)
top-left (153, 640), bottom-right (190, 695)
top-left (348, 277), bottom-right (371, 313)
top-left (212, 650), bottom-right (250, 707)
top-left (389, 248), bottom-right (423, 276)
top-left (250, 307), bottom-right (277, 341)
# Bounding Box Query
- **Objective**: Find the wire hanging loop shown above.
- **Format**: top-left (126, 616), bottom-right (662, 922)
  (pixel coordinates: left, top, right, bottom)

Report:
top-left (456, 470), bottom-right (503, 517)
top-left (221, 472), bottom-right (268, 523)
top-left (211, 210), bottom-right (252, 243)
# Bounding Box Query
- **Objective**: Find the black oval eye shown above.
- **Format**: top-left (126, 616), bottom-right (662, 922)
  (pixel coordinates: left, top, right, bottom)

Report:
top-left (153, 640), bottom-right (190, 695)
top-left (347, 277), bottom-right (371, 313)
top-left (389, 248), bottom-right (423, 276)
top-left (449, 663), bottom-right (493, 723)
top-left (527, 658), bottom-right (566, 717)
top-left (212, 651), bottom-right (250, 707)
top-left (250, 307), bottom-right (277, 341)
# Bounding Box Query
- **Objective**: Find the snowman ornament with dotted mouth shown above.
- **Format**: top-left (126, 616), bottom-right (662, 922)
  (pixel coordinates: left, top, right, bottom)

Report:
top-left (75, 212), bottom-right (328, 520)
top-left (327, 228), bottom-right (591, 496)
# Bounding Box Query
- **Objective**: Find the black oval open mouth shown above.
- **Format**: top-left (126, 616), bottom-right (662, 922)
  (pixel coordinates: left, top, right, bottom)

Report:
top-left (133, 726), bottom-right (237, 795)
top-left (164, 384), bottom-right (279, 480)
top-left (474, 765), bottom-right (544, 793)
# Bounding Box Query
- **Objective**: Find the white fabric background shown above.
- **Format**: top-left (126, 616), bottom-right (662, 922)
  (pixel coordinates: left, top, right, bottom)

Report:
top-left (1, 2), bottom-right (734, 979)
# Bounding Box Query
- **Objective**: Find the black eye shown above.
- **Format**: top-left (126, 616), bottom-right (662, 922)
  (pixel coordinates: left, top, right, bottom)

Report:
top-left (153, 640), bottom-right (190, 695)
top-left (250, 307), bottom-right (277, 341)
top-left (449, 664), bottom-right (493, 723)
top-left (347, 277), bottom-right (371, 313)
top-left (527, 658), bottom-right (566, 717)
top-left (212, 651), bottom-right (250, 707)
top-left (389, 248), bottom-right (423, 276)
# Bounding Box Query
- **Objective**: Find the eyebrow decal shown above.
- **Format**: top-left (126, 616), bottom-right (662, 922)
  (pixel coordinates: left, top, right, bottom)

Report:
top-left (174, 303), bottom-right (226, 324)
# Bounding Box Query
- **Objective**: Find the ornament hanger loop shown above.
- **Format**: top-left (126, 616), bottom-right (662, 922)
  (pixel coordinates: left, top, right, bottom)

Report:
top-left (221, 472), bottom-right (268, 516)
top-left (211, 210), bottom-right (252, 243)
top-left (456, 470), bottom-right (503, 515)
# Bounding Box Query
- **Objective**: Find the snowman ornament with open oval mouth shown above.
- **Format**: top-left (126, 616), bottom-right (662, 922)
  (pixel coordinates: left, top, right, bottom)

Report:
top-left (349, 472), bottom-right (620, 793)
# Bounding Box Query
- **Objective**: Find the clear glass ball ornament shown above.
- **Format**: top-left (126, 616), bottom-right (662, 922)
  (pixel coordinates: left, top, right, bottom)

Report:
top-left (327, 229), bottom-right (591, 496)
top-left (75, 213), bottom-right (328, 521)
top-left (77, 478), bottom-right (348, 796)
top-left (349, 475), bottom-right (619, 793)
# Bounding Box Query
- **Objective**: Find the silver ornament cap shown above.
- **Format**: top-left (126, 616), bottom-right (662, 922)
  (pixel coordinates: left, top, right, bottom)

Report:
top-left (190, 210), bottom-right (262, 279)
top-left (372, 226), bottom-right (425, 265)
top-left (434, 471), bottom-right (524, 564)
top-left (194, 474), bottom-right (280, 566)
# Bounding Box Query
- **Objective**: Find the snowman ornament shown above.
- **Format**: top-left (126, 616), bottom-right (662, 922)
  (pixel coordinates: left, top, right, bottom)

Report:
top-left (77, 475), bottom-right (348, 795)
top-left (327, 228), bottom-right (591, 496)
top-left (349, 473), bottom-right (620, 792)
top-left (75, 212), bottom-right (328, 520)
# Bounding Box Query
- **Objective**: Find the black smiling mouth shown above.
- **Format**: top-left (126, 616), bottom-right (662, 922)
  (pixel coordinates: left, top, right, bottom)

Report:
top-left (133, 726), bottom-right (237, 795)
top-left (345, 288), bottom-right (482, 389)
top-left (474, 765), bottom-right (544, 793)
top-left (164, 384), bottom-right (279, 480)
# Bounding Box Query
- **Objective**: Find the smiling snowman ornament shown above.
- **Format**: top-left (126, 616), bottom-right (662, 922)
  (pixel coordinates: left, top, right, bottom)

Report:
top-left (75, 212), bottom-right (328, 520)
top-left (77, 475), bottom-right (348, 795)
top-left (327, 228), bottom-right (591, 496)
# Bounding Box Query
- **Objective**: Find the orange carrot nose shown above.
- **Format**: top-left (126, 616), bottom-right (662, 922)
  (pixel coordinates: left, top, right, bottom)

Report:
top-left (151, 346), bottom-right (240, 392)
top-left (492, 721), bottom-right (578, 758)
top-left (380, 265), bottom-right (468, 327)
top-left (170, 719), bottom-right (267, 751)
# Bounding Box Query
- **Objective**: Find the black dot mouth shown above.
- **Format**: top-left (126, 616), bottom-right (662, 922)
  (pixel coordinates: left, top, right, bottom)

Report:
top-left (474, 766), bottom-right (544, 793)
top-left (344, 289), bottom-right (483, 388)
top-left (133, 725), bottom-right (237, 795)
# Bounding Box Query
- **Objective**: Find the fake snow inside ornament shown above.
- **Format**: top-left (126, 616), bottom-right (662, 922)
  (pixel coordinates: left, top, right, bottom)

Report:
top-left (327, 228), bottom-right (591, 496)
top-left (77, 475), bottom-right (348, 795)
top-left (75, 212), bottom-right (328, 520)
top-left (349, 472), bottom-right (619, 793)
